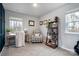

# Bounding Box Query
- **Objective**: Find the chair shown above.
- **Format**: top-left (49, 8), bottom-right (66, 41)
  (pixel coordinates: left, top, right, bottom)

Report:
top-left (31, 29), bottom-right (43, 43)
top-left (74, 41), bottom-right (79, 55)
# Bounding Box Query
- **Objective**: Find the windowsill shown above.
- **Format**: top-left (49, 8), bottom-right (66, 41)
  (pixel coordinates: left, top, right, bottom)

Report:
top-left (65, 31), bottom-right (79, 34)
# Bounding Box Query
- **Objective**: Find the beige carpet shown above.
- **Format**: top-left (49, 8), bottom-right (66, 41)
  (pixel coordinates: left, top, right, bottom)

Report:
top-left (1, 43), bottom-right (77, 56)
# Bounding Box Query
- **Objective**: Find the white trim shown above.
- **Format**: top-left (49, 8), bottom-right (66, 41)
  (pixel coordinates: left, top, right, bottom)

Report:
top-left (65, 8), bottom-right (79, 34)
top-left (66, 8), bottom-right (79, 14)
top-left (65, 31), bottom-right (79, 34)
top-left (9, 16), bottom-right (23, 21)
top-left (60, 46), bottom-right (75, 53)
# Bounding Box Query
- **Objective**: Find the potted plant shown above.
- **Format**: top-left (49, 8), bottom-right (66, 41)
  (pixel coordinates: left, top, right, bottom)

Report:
top-left (6, 29), bottom-right (11, 32)
top-left (6, 28), bottom-right (11, 35)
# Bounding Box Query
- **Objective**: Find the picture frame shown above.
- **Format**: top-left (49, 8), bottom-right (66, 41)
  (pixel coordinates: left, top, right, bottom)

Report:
top-left (39, 21), bottom-right (43, 25)
top-left (43, 20), bottom-right (48, 25)
top-left (29, 20), bottom-right (35, 26)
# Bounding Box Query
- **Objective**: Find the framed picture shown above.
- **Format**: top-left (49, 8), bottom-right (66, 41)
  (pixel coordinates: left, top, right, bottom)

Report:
top-left (43, 20), bottom-right (48, 25)
top-left (39, 21), bottom-right (43, 25)
top-left (29, 20), bottom-right (35, 26)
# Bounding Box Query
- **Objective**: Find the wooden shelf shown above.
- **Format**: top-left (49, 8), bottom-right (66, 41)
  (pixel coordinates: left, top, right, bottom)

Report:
top-left (46, 43), bottom-right (57, 49)
top-left (46, 17), bottom-right (58, 49)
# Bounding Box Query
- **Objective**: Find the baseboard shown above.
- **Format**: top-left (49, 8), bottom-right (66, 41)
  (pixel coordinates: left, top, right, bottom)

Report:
top-left (60, 46), bottom-right (75, 53)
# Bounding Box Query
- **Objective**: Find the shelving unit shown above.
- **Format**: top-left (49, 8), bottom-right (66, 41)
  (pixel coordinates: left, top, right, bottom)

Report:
top-left (46, 17), bottom-right (58, 49)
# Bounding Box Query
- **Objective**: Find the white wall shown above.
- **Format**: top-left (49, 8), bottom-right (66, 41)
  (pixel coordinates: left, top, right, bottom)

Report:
top-left (5, 10), bottom-right (39, 34)
top-left (5, 4), bottom-right (79, 53)
top-left (39, 3), bottom-right (79, 52)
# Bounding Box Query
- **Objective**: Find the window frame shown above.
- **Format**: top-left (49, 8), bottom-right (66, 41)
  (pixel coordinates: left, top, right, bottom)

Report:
top-left (65, 9), bottom-right (79, 34)
top-left (9, 17), bottom-right (23, 31)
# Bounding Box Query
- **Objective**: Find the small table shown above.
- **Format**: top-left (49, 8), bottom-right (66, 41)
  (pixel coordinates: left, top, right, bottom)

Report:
top-left (6, 33), bottom-right (16, 47)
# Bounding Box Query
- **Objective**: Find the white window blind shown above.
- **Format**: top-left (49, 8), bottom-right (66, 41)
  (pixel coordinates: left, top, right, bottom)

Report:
top-left (9, 17), bottom-right (23, 31)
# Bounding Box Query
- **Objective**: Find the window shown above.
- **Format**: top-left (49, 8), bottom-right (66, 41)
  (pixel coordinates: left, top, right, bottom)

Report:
top-left (65, 11), bottom-right (79, 34)
top-left (9, 17), bottom-right (23, 31)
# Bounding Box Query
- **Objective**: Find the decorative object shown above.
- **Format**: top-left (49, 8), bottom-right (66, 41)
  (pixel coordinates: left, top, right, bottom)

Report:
top-left (29, 20), bottom-right (35, 26)
top-left (5, 28), bottom-right (12, 35)
top-left (46, 16), bottom-right (59, 49)
top-left (52, 22), bottom-right (57, 27)
top-left (43, 20), bottom-right (49, 28)
top-left (54, 16), bottom-right (58, 22)
top-left (48, 18), bottom-right (54, 22)
top-left (39, 21), bottom-right (43, 25)
top-left (6, 28), bottom-right (13, 32)
top-left (43, 20), bottom-right (48, 25)
top-left (48, 19), bottom-right (51, 22)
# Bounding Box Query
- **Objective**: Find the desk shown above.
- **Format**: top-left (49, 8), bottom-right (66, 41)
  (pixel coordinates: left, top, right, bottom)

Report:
top-left (6, 33), bottom-right (16, 47)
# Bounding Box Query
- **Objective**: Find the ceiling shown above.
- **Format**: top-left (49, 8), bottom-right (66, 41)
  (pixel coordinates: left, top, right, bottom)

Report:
top-left (3, 3), bottom-right (65, 17)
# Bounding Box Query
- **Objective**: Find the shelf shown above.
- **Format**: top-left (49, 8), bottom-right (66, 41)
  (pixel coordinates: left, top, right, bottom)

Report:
top-left (48, 27), bottom-right (58, 29)
top-left (46, 17), bottom-right (58, 49)
top-left (46, 43), bottom-right (57, 49)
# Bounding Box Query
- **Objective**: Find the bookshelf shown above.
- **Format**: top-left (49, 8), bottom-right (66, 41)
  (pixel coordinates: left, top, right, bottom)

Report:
top-left (46, 16), bottom-right (58, 49)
